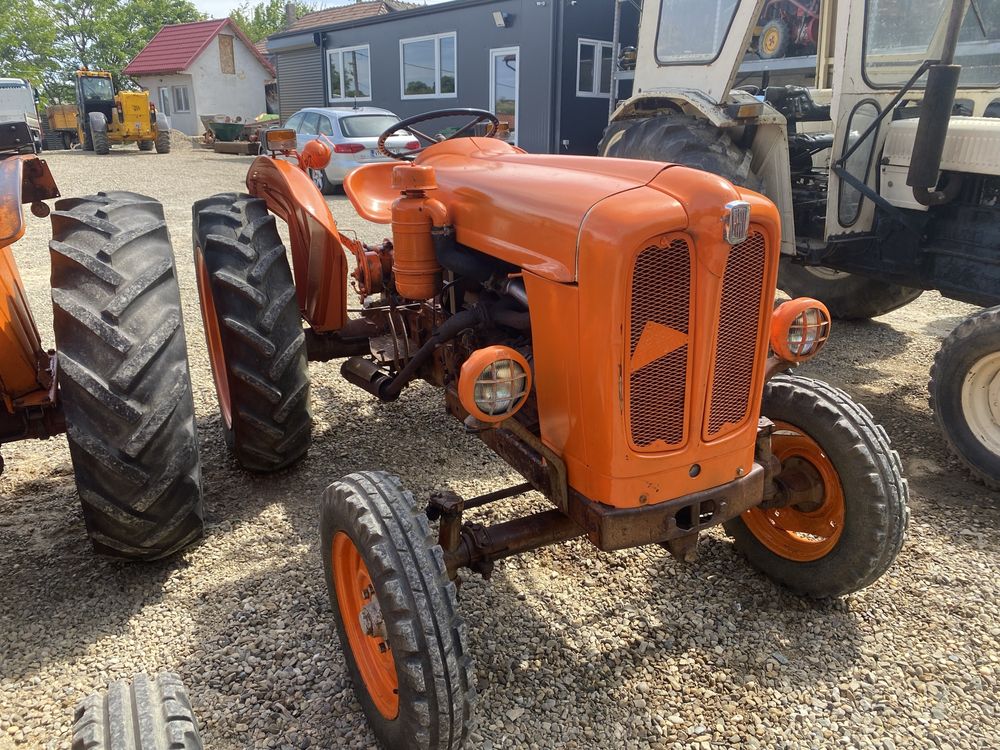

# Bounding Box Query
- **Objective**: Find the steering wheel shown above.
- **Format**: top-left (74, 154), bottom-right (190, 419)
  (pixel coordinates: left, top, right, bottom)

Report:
top-left (377, 108), bottom-right (500, 161)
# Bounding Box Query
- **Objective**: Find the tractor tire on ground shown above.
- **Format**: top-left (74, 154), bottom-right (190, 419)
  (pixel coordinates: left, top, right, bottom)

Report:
top-left (929, 306), bottom-right (1000, 490)
top-left (72, 672), bottom-right (202, 750)
top-left (138, 140), bottom-right (155, 151)
top-left (93, 129), bottom-right (110, 155)
top-left (320, 471), bottom-right (476, 750)
top-left (50, 191), bottom-right (204, 559)
top-left (192, 192), bottom-right (311, 472)
top-left (310, 167), bottom-right (335, 195)
top-left (724, 374), bottom-right (908, 598)
top-left (599, 114), bottom-right (760, 189)
top-left (758, 19), bottom-right (790, 59)
top-left (778, 260), bottom-right (923, 319)
top-left (44, 131), bottom-right (64, 151)
top-left (155, 130), bottom-right (171, 154)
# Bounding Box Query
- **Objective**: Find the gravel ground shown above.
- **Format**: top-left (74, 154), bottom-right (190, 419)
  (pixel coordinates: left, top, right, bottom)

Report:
top-left (1, 147), bottom-right (998, 750)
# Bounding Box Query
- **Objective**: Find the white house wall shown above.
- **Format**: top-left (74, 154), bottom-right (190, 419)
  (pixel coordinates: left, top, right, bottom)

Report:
top-left (136, 73), bottom-right (199, 135)
top-left (189, 35), bottom-right (271, 127)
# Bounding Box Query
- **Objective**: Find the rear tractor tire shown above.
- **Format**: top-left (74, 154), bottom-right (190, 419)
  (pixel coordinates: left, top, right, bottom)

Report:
top-left (50, 191), bottom-right (204, 559)
top-left (155, 129), bottom-right (171, 154)
top-left (138, 140), bottom-right (155, 152)
top-left (725, 374), bottom-right (908, 598)
top-left (72, 672), bottom-right (202, 750)
top-left (599, 113), bottom-right (760, 190)
top-left (320, 471), bottom-right (476, 750)
top-left (192, 192), bottom-right (311, 472)
top-left (929, 306), bottom-right (1000, 489)
top-left (778, 260), bottom-right (923, 320)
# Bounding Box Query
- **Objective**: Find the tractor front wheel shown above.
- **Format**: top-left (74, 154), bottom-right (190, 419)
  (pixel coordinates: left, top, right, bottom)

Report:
top-left (155, 129), bottom-right (171, 153)
top-left (929, 306), bottom-right (1000, 489)
top-left (758, 19), bottom-right (790, 59)
top-left (320, 472), bottom-right (476, 750)
top-left (725, 375), bottom-right (908, 598)
top-left (778, 260), bottom-right (922, 320)
top-left (50, 192), bottom-right (204, 559)
top-left (93, 129), bottom-right (110, 155)
top-left (192, 193), bottom-right (311, 472)
top-left (138, 140), bottom-right (155, 151)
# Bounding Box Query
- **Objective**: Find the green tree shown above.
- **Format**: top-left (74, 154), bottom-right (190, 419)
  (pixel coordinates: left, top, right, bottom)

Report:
top-left (230, 0), bottom-right (314, 43)
top-left (0, 0), bottom-right (58, 91)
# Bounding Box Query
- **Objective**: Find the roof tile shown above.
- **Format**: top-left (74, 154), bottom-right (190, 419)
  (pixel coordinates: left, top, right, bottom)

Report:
top-left (124, 18), bottom-right (276, 77)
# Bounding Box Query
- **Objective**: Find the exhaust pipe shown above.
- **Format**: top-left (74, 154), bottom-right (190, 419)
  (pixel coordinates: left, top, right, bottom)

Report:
top-left (907, 0), bottom-right (967, 206)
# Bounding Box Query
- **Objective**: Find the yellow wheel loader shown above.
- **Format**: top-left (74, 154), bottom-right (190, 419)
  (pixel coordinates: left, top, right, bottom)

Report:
top-left (75, 70), bottom-right (171, 155)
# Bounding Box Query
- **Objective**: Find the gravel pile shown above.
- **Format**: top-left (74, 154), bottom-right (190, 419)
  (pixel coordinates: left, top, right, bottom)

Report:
top-left (0, 147), bottom-right (997, 749)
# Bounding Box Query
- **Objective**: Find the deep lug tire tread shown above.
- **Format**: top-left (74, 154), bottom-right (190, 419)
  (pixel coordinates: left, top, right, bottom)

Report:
top-left (138, 140), bottom-right (155, 152)
top-left (192, 192), bottom-right (310, 472)
top-left (929, 305), bottom-right (1000, 489)
top-left (155, 130), bottom-right (171, 154)
top-left (600, 114), bottom-right (761, 189)
top-left (725, 374), bottom-right (909, 598)
top-left (320, 471), bottom-right (476, 750)
top-left (50, 191), bottom-right (204, 559)
top-left (72, 672), bottom-right (202, 750)
top-left (93, 128), bottom-right (110, 155)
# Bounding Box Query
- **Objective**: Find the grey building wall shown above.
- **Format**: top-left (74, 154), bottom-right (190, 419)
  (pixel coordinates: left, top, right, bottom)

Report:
top-left (274, 43), bottom-right (325, 120)
top-left (318, 0), bottom-right (556, 154)
top-left (557, 0), bottom-right (639, 155)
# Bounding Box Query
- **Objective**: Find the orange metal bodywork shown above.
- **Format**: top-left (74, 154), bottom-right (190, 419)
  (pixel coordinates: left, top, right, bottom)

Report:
top-left (274, 137), bottom-right (783, 511)
top-left (1, 155), bottom-right (59, 412)
top-left (246, 156), bottom-right (348, 332)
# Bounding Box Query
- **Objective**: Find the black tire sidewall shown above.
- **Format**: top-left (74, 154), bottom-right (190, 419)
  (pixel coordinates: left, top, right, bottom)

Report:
top-left (930, 309), bottom-right (1000, 486)
top-left (778, 259), bottom-right (922, 320)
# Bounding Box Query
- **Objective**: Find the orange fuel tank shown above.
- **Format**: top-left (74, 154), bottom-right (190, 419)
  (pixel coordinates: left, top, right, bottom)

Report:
top-left (389, 165), bottom-right (446, 300)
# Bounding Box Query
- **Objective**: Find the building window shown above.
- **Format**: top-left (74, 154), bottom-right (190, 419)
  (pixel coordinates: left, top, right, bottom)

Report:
top-left (328, 45), bottom-right (372, 102)
top-left (400, 32), bottom-right (456, 98)
top-left (577, 39), bottom-right (613, 97)
top-left (172, 85), bottom-right (191, 113)
top-left (219, 34), bottom-right (235, 74)
top-left (158, 87), bottom-right (171, 116)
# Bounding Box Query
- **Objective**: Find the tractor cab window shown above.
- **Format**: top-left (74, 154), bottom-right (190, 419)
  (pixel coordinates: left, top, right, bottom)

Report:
top-left (81, 76), bottom-right (113, 102)
top-left (656, 0), bottom-right (739, 64)
top-left (864, 0), bottom-right (1000, 87)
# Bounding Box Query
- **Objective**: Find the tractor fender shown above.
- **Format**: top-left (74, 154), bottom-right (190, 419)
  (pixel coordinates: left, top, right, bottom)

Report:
top-left (88, 111), bottom-right (108, 134)
top-left (155, 111), bottom-right (171, 133)
top-left (245, 154), bottom-right (348, 332)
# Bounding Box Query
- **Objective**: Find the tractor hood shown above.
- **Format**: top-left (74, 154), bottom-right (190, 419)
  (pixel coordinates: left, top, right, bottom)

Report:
top-left (346, 137), bottom-right (690, 283)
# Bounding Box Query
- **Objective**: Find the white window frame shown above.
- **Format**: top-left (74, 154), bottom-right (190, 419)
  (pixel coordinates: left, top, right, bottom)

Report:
top-left (576, 38), bottom-right (613, 98)
top-left (157, 87), bottom-right (171, 116)
top-left (399, 32), bottom-right (458, 100)
top-left (489, 46), bottom-right (519, 146)
top-left (171, 85), bottom-right (191, 113)
top-left (327, 44), bottom-right (373, 103)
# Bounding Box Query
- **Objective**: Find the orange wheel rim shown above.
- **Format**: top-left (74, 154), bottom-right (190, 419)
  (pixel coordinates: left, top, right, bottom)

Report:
top-left (743, 420), bottom-right (845, 562)
top-left (196, 251), bottom-right (232, 429)
top-left (332, 532), bottom-right (399, 719)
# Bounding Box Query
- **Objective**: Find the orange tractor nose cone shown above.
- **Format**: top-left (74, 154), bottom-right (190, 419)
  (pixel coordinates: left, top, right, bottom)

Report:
top-left (332, 532), bottom-right (400, 720)
top-left (743, 420), bottom-right (845, 561)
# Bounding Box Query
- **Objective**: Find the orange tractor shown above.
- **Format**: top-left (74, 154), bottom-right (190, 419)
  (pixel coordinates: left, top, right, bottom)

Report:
top-left (192, 109), bottom-right (909, 747)
top-left (1, 119), bottom-right (203, 559)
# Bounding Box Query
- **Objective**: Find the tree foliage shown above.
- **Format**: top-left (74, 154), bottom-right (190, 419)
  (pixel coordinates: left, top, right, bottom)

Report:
top-left (3, 0), bottom-right (203, 103)
top-left (230, 0), bottom-right (314, 43)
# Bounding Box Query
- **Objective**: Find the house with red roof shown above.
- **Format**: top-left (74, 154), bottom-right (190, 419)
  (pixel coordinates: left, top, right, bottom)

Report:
top-left (124, 19), bottom-right (276, 136)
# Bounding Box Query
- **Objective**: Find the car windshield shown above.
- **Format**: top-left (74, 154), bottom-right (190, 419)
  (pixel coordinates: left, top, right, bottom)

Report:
top-left (656, 0), bottom-right (740, 64)
top-left (864, 0), bottom-right (1000, 87)
top-left (338, 115), bottom-right (401, 138)
top-left (81, 76), bottom-right (114, 101)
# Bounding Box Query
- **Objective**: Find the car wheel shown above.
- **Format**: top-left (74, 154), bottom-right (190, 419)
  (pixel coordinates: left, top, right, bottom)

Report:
top-left (309, 167), bottom-right (335, 195)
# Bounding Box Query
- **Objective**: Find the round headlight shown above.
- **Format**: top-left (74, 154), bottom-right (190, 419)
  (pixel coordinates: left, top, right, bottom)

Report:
top-left (459, 346), bottom-right (532, 423)
top-left (770, 298), bottom-right (831, 362)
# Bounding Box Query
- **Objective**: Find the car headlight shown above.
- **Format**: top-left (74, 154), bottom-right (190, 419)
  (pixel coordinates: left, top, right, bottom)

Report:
top-left (770, 298), bottom-right (831, 362)
top-left (459, 346), bottom-right (532, 423)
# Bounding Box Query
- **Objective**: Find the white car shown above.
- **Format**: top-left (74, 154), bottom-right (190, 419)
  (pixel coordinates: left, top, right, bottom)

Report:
top-left (282, 107), bottom-right (418, 194)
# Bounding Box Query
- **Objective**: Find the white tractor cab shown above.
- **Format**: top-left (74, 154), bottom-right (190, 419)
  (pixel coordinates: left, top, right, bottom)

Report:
top-left (0, 78), bottom-right (42, 153)
top-left (602, 0), bottom-right (1000, 489)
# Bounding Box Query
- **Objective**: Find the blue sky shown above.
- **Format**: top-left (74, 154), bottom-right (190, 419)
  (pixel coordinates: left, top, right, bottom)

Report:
top-left (195, 0), bottom-right (447, 20)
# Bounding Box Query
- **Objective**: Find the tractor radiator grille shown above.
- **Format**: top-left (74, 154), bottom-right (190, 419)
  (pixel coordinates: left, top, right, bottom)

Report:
top-left (706, 231), bottom-right (767, 439)
top-left (627, 238), bottom-right (692, 449)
